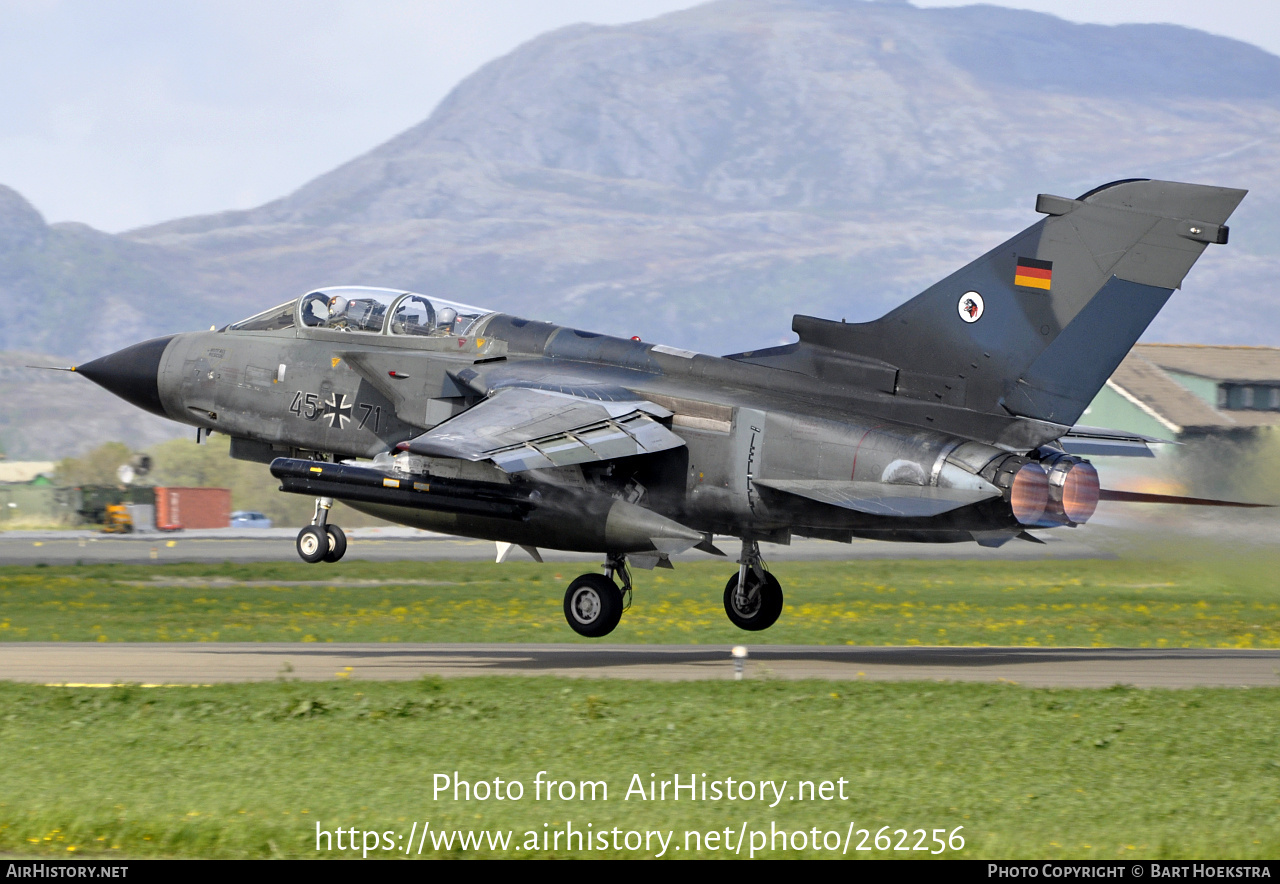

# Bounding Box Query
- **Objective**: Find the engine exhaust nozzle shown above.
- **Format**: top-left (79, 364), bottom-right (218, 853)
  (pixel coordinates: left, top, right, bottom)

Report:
top-left (1041, 453), bottom-right (1100, 524)
top-left (984, 455), bottom-right (1049, 525)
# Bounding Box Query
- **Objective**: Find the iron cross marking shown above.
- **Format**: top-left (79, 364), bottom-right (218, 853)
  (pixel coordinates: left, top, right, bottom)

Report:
top-left (324, 393), bottom-right (353, 429)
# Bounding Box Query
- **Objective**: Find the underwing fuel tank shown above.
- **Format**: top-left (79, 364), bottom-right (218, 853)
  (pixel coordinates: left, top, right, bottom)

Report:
top-left (268, 458), bottom-right (704, 555)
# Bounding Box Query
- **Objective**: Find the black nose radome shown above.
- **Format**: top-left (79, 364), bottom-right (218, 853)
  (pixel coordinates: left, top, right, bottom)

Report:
top-left (76, 335), bottom-right (176, 418)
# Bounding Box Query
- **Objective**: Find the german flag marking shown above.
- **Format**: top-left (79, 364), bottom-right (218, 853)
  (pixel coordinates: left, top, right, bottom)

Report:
top-left (1015, 256), bottom-right (1052, 290)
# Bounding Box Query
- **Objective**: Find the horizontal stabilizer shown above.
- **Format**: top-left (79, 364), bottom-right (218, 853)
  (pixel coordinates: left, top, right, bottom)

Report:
top-left (400, 387), bottom-right (684, 471)
top-left (754, 479), bottom-right (1000, 517)
top-left (1099, 489), bottom-right (1271, 508)
top-left (1057, 425), bottom-right (1174, 458)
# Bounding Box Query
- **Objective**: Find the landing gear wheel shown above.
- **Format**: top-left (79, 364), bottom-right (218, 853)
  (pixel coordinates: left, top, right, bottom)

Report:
top-left (323, 525), bottom-right (347, 563)
top-left (296, 525), bottom-right (328, 564)
top-left (563, 573), bottom-right (624, 638)
top-left (723, 570), bottom-right (784, 631)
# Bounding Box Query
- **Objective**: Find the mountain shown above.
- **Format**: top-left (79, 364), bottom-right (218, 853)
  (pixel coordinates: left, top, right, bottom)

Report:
top-left (121, 0), bottom-right (1280, 350)
top-left (3, 0), bottom-right (1280, 455)
top-left (0, 351), bottom-right (183, 460)
top-left (0, 186), bottom-right (191, 359)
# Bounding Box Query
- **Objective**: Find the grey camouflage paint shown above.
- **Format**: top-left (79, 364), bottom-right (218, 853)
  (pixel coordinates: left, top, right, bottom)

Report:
top-left (84, 179), bottom-right (1246, 554)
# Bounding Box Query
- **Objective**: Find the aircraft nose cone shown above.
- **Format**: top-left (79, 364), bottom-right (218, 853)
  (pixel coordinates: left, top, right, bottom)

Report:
top-left (76, 335), bottom-right (176, 418)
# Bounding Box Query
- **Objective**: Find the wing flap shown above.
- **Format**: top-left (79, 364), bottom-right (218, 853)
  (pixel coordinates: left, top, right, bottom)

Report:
top-left (754, 479), bottom-right (1000, 517)
top-left (402, 387), bottom-right (684, 471)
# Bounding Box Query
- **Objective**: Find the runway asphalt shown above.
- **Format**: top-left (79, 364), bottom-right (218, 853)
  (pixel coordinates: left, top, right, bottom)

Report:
top-left (0, 524), bottom-right (1113, 566)
top-left (6, 643), bottom-right (1278, 688)
top-left (3, 514), bottom-right (1275, 689)
top-left (4, 501), bottom-right (1274, 566)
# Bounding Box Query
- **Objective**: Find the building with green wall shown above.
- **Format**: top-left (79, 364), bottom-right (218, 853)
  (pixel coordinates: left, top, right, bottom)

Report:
top-left (1083, 344), bottom-right (1280, 441)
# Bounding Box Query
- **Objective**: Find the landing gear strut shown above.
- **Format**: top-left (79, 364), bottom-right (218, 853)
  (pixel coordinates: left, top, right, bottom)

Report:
top-left (562, 554), bottom-right (631, 638)
top-left (723, 539), bottom-right (783, 631)
top-left (295, 496), bottom-right (347, 564)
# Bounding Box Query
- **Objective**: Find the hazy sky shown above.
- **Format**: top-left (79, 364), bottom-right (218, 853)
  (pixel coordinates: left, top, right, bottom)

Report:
top-left (2, 0), bottom-right (1277, 233)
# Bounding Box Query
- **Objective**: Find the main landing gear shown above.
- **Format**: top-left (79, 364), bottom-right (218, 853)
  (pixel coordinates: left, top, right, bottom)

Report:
top-left (563, 554), bottom-right (631, 638)
top-left (296, 496), bottom-right (347, 564)
top-left (723, 539), bottom-right (783, 631)
top-left (559, 542), bottom-right (785, 636)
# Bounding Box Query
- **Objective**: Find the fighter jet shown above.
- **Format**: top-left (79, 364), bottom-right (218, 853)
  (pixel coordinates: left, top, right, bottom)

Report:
top-left (72, 179), bottom-right (1262, 637)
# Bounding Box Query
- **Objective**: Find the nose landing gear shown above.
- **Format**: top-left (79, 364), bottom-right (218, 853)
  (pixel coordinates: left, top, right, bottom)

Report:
top-left (723, 539), bottom-right (783, 631)
top-left (295, 496), bottom-right (347, 564)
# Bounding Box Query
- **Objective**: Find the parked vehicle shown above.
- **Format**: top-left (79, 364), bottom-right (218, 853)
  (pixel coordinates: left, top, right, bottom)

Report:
top-left (230, 510), bottom-right (273, 529)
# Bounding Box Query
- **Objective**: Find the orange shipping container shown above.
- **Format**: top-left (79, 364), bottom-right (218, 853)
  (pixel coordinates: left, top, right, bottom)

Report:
top-left (154, 487), bottom-right (231, 530)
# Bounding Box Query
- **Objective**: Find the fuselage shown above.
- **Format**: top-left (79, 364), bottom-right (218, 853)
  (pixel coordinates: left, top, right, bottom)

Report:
top-left (93, 296), bottom-right (1067, 552)
top-left (69, 178), bottom-right (1247, 637)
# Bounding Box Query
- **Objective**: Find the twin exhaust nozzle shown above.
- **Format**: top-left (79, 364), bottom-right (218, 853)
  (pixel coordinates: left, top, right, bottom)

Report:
top-left (985, 453), bottom-right (1100, 527)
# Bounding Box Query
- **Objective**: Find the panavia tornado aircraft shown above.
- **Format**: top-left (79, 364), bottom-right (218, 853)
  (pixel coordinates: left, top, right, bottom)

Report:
top-left (71, 179), bottom-right (1262, 637)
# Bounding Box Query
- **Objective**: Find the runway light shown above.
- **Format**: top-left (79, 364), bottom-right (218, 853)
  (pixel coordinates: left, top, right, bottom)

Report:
top-left (732, 645), bottom-right (748, 680)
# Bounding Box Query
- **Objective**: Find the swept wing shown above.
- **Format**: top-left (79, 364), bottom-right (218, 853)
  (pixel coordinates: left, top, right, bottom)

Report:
top-left (399, 386), bottom-right (684, 472)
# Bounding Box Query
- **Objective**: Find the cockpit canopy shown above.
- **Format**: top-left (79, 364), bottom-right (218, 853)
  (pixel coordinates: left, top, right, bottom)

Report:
top-left (229, 287), bottom-right (494, 338)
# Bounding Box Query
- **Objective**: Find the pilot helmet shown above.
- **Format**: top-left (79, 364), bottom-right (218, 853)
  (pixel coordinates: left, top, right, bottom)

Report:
top-left (327, 295), bottom-right (349, 319)
top-left (437, 307), bottom-right (458, 328)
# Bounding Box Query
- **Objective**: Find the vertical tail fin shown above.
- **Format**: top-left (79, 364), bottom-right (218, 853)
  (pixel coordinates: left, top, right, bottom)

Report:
top-left (789, 179), bottom-right (1246, 426)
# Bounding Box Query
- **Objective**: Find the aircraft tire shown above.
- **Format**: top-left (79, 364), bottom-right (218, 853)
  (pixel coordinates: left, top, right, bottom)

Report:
top-left (296, 526), bottom-right (329, 564)
top-left (563, 573), bottom-right (624, 638)
top-left (323, 525), bottom-right (347, 563)
top-left (723, 570), bottom-right (783, 631)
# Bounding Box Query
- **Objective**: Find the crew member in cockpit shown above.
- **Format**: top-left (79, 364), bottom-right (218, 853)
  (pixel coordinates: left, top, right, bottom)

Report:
top-left (435, 307), bottom-right (458, 334)
top-left (326, 295), bottom-right (350, 328)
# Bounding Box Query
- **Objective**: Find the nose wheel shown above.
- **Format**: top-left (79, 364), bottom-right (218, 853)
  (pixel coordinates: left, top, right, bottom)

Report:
top-left (322, 525), bottom-right (347, 562)
top-left (723, 539), bottom-right (783, 631)
top-left (296, 526), bottom-right (329, 563)
top-left (296, 496), bottom-right (347, 564)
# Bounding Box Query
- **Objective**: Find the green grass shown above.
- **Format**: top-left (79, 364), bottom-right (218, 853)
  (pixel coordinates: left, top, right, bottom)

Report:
top-left (1, 550), bottom-right (1277, 646)
top-left (1, 678), bottom-right (1276, 859)
top-left (3, 551), bottom-right (1277, 859)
